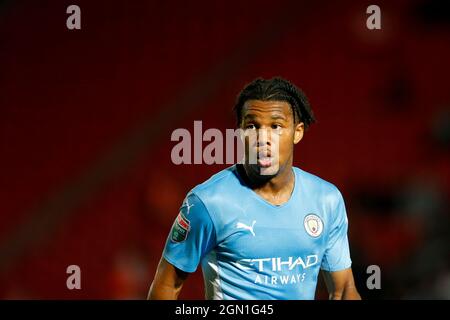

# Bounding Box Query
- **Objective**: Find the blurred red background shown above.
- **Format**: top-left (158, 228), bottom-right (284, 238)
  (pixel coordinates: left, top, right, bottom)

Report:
top-left (0, 0), bottom-right (449, 299)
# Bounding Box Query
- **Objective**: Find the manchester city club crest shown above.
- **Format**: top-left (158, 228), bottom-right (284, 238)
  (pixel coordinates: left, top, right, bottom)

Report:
top-left (303, 214), bottom-right (323, 237)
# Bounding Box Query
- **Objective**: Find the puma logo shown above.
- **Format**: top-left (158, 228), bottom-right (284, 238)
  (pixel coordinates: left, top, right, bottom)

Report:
top-left (181, 198), bottom-right (194, 215)
top-left (236, 220), bottom-right (256, 236)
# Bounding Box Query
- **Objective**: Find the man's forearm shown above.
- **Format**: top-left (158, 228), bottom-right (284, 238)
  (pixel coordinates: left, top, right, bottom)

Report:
top-left (147, 282), bottom-right (181, 300)
top-left (330, 285), bottom-right (361, 300)
top-left (342, 287), bottom-right (361, 300)
top-left (148, 258), bottom-right (188, 300)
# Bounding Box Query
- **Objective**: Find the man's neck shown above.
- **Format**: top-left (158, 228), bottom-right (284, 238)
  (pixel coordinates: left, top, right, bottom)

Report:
top-left (237, 163), bottom-right (295, 205)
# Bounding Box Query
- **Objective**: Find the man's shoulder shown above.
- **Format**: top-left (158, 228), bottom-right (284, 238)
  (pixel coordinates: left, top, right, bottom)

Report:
top-left (294, 166), bottom-right (342, 201)
top-left (189, 165), bottom-right (242, 200)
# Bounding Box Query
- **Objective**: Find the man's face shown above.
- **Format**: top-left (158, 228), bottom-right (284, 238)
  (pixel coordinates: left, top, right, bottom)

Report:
top-left (240, 100), bottom-right (304, 178)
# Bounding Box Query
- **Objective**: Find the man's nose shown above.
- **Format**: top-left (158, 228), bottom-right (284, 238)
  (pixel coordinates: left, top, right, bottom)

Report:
top-left (257, 128), bottom-right (271, 146)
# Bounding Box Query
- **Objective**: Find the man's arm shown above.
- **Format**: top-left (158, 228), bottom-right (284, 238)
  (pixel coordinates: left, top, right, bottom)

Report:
top-left (147, 257), bottom-right (189, 300)
top-left (321, 268), bottom-right (361, 300)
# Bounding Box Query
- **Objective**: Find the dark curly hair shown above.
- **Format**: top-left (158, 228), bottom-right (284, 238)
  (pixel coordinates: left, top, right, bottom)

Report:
top-left (233, 77), bottom-right (316, 129)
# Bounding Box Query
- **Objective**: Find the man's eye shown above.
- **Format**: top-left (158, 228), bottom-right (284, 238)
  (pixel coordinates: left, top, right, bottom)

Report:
top-left (272, 124), bottom-right (281, 129)
top-left (246, 124), bottom-right (256, 130)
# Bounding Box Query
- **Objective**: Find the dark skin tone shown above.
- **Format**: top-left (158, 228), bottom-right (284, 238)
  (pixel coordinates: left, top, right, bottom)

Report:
top-left (148, 100), bottom-right (361, 300)
top-left (237, 100), bottom-right (303, 205)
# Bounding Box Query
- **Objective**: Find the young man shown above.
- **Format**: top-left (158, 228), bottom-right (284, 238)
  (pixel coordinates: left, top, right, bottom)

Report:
top-left (148, 77), bottom-right (361, 300)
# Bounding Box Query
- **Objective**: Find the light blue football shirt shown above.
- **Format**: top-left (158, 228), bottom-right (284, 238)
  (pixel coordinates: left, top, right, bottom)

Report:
top-left (163, 165), bottom-right (352, 300)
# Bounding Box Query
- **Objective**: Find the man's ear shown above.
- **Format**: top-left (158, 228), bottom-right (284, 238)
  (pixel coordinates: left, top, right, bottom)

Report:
top-left (294, 122), bottom-right (304, 144)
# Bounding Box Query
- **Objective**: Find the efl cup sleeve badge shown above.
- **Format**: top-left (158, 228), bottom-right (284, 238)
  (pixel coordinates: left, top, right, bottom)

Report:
top-left (171, 211), bottom-right (191, 242)
top-left (304, 214), bottom-right (323, 238)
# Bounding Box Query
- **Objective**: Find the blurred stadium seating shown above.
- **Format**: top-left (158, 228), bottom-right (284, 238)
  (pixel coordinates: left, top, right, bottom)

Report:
top-left (0, 0), bottom-right (449, 299)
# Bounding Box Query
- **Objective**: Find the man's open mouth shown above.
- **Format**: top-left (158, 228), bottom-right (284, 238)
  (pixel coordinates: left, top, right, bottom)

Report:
top-left (257, 148), bottom-right (273, 167)
top-left (257, 156), bottom-right (273, 167)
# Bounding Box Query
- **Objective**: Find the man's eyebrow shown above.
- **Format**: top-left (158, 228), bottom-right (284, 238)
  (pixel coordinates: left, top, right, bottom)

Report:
top-left (271, 114), bottom-right (287, 121)
top-left (243, 114), bottom-right (257, 120)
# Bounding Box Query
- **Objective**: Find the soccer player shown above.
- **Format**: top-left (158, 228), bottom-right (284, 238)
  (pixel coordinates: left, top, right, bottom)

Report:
top-left (148, 77), bottom-right (361, 300)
